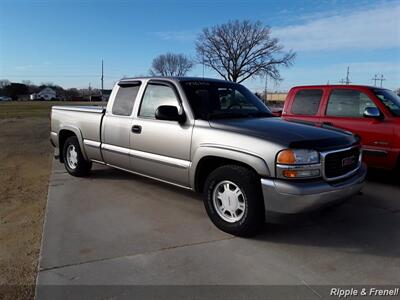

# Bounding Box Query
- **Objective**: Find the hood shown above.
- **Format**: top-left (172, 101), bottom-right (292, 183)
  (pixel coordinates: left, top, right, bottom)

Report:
top-left (209, 117), bottom-right (358, 151)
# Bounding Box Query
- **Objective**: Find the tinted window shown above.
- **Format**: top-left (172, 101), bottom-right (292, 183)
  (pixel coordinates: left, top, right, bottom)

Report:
top-left (326, 89), bottom-right (377, 117)
top-left (112, 85), bottom-right (140, 116)
top-left (291, 90), bottom-right (323, 115)
top-left (181, 81), bottom-right (271, 120)
top-left (139, 84), bottom-right (179, 118)
top-left (373, 89), bottom-right (400, 116)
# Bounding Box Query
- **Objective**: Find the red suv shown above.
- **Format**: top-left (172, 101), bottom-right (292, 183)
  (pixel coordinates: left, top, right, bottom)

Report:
top-left (281, 85), bottom-right (400, 170)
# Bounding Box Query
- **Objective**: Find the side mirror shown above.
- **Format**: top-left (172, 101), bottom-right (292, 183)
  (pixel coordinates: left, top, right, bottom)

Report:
top-left (272, 109), bottom-right (282, 117)
top-left (155, 105), bottom-right (185, 122)
top-left (363, 107), bottom-right (382, 119)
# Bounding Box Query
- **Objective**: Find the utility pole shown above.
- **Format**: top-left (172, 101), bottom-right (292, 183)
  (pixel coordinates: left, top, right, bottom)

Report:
top-left (202, 50), bottom-right (205, 78)
top-left (101, 60), bottom-right (104, 101)
top-left (88, 82), bottom-right (92, 102)
top-left (345, 66), bottom-right (350, 85)
top-left (264, 73), bottom-right (268, 104)
top-left (378, 74), bottom-right (386, 88)
top-left (339, 66), bottom-right (351, 85)
top-left (371, 74), bottom-right (379, 86)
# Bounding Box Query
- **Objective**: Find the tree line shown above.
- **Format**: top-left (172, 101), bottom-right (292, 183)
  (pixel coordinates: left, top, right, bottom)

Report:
top-left (0, 79), bottom-right (106, 101)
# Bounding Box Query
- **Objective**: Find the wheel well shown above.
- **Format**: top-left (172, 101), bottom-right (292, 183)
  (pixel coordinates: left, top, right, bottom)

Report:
top-left (194, 156), bottom-right (259, 193)
top-left (58, 130), bottom-right (76, 162)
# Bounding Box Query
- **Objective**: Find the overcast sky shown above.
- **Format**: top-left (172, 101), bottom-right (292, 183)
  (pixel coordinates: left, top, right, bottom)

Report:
top-left (0, 0), bottom-right (399, 91)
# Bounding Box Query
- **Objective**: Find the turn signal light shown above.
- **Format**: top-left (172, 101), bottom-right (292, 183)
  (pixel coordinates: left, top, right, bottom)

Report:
top-left (282, 170), bottom-right (297, 178)
top-left (282, 169), bottom-right (320, 179)
top-left (277, 150), bottom-right (296, 164)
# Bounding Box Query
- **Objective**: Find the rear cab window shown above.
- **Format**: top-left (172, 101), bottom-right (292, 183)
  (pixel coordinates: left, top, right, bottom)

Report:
top-left (112, 82), bottom-right (141, 116)
top-left (291, 89), bottom-right (323, 115)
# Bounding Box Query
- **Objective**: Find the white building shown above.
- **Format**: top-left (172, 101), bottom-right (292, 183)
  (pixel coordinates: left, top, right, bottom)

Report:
top-left (30, 87), bottom-right (57, 101)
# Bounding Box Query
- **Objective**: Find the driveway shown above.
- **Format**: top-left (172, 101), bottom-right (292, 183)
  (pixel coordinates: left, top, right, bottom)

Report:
top-left (36, 161), bottom-right (400, 299)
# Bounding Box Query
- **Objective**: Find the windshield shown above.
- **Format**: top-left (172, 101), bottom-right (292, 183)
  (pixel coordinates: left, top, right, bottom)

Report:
top-left (373, 89), bottom-right (400, 116)
top-left (181, 80), bottom-right (272, 120)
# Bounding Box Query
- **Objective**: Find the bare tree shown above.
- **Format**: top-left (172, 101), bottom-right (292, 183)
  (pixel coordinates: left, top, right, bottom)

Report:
top-left (0, 79), bottom-right (11, 89)
top-left (150, 53), bottom-right (194, 76)
top-left (196, 20), bottom-right (295, 83)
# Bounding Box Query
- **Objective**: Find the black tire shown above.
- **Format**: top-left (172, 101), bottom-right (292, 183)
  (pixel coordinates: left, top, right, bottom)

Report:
top-left (62, 136), bottom-right (92, 177)
top-left (203, 165), bottom-right (264, 237)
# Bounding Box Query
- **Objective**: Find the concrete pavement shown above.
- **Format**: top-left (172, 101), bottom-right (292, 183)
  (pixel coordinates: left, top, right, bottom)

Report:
top-left (36, 161), bottom-right (400, 299)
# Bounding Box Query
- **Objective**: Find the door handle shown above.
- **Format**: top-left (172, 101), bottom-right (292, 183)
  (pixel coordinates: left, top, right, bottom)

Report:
top-left (322, 122), bottom-right (333, 126)
top-left (131, 125), bottom-right (142, 134)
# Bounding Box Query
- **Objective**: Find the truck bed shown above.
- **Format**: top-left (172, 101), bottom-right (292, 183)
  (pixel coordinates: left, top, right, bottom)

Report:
top-left (51, 105), bottom-right (106, 161)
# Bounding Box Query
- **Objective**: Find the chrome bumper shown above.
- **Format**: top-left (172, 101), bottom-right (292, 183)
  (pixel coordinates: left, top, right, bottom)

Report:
top-left (261, 163), bottom-right (367, 215)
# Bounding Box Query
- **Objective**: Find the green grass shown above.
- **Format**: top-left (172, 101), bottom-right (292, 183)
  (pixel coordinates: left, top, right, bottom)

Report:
top-left (0, 101), bottom-right (105, 119)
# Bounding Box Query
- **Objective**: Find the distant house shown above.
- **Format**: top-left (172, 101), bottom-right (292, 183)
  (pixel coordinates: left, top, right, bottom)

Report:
top-left (30, 87), bottom-right (57, 101)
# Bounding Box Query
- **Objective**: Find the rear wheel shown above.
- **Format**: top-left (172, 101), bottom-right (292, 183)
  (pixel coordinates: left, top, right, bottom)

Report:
top-left (62, 136), bottom-right (92, 177)
top-left (203, 165), bottom-right (264, 237)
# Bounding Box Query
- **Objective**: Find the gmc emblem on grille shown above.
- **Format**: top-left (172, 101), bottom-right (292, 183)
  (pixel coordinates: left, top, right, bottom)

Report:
top-left (342, 156), bottom-right (355, 167)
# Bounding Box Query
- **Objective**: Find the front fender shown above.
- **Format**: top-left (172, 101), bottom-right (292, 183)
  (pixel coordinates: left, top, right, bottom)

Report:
top-left (190, 144), bottom-right (271, 188)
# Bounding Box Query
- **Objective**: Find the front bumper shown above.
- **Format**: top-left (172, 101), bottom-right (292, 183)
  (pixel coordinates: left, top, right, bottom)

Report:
top-left (261, 163), bottom-right (367, 215)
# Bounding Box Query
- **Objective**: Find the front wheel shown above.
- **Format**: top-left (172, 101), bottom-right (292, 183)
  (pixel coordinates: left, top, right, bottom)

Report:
top-left (62, 136), bottom-right (92, 177)
top-left (203, 165), bottom-right (264, 237)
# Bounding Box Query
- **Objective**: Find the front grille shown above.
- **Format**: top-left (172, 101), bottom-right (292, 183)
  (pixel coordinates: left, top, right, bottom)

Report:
top-left (324, 147), bottom-right (360, 179)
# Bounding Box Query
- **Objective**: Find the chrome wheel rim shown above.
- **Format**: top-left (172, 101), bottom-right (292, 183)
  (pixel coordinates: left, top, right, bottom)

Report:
top-left (212, 180), bottom-right (246, 223)
top-left (66, 145), bottom-right (78, 169)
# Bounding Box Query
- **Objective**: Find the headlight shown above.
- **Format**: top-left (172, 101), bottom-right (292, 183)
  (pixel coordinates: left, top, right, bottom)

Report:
top-left (276, 149), bottom-right (321, 179)
top-left (277, 149), bottom-right (319, 165)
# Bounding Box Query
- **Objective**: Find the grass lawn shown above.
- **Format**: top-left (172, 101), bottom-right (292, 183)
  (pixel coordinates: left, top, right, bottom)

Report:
top-left (0, 101), bottom-right (103, 299)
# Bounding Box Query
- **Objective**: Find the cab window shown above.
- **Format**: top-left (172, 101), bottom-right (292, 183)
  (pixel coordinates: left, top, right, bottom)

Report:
top-left (326, 89), bottom-right (377, 117)
top-left (112, 84), bottom-right (141, 116)
top-left (139, 83), bottom-right (179, 118)
top-left (291, 89), bottom-right (323, 115)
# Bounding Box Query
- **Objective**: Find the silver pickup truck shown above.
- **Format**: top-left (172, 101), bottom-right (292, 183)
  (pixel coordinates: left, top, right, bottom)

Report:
top-left (50, 77), bottom-right (366, 236)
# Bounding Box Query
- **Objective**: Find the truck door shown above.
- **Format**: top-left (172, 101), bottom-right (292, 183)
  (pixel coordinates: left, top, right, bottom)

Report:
top-left (101, 82), bottom-right (141, 169)
top-left (284, 88), bottom-right (324, 125)
top-left (129, 80), bottom-right (193, 187)
top-left (321, 88), bottom-right (394, 169)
